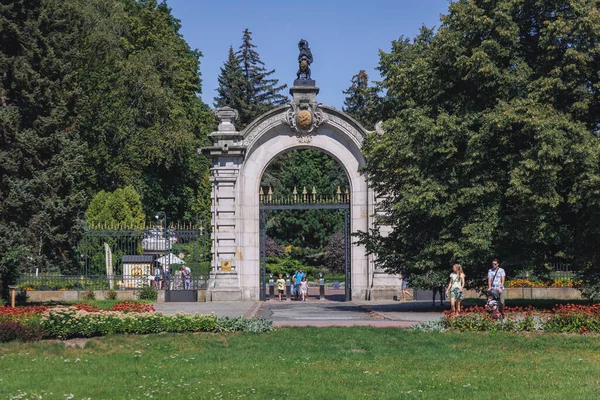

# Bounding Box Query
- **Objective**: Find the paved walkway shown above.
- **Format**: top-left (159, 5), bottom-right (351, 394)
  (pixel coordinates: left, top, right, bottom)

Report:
top-left (154, 299), bottom-right (446, 327)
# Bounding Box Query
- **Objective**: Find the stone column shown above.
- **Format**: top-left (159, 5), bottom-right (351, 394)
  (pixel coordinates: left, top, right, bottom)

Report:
top-left (370, 193), bottom-right (403, 300)
top-left (201, 107), bottom-right (246, 301)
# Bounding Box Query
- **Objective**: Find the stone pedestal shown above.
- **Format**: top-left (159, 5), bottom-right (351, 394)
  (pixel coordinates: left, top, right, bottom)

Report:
top-left (206, 272), bottom-right (243, 301)
top-left (370, 270), bottom-right (402, 300)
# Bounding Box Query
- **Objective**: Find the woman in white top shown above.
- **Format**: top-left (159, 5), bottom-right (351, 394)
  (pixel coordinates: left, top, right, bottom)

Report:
top-left (445, 264), bottom-right (465, 316)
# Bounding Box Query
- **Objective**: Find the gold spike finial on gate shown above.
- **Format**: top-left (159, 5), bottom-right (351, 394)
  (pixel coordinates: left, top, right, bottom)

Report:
top-left (345, 188), bottom-right (350, 202)
top-left (302, 186), bottom-right (307, 202)
top-left (337, 186), bottom-right (342, 202)
top-left (267, 187), bottom-right (273, 203)
top-left (293, 186), bottom-right (298, 203)
top-left (259, 187), bottom-right (264, 202)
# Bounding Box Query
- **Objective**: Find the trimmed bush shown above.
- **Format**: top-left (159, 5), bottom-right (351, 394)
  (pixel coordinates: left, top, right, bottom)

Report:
top-left (39, 307), bottom-right (273, 339)
top-left (82, 289), bottom-right (96, 301)
top-left (137, 286), bottom-right (158, 301)
top-left (216, 316), bottom-right (274, 333)
top-left (0, 321), bottom-right (43, 343)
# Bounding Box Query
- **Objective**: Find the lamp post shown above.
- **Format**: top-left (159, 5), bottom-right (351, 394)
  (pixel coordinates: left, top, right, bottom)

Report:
top-left (76, 212), bottom-right (87, 275)
top-left (155, 211), bottom-right (168, 278)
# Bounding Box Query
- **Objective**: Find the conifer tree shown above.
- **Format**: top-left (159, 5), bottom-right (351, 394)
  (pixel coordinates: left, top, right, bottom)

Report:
top-left (214, 46), bottom-right (247, 116)
top-left (342, 70), bottom-right (379, 130)
top-left (0, 0), bottom-right (86, 284)
top-left (235, 28), bottom-right (288, 127)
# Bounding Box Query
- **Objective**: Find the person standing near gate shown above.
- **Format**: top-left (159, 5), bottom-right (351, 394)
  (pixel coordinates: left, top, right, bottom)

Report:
top-left (294, 268), bottom-right (305, 301)
top-left (154, 265), bottom-right (162, 289)
top-left (182, 264), bottom-right (191, 290)
top-left (163, 266), bottom-right (171, 290)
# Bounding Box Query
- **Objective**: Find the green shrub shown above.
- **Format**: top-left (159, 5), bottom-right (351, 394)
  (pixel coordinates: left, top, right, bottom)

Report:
top-left (15, 290), bottom-right (28, 305)
top-left (137, 286), bottom-right (158, 301)
top-left (82, 289), bottom-right (96, 301)
top-left (106, 289), bottom-right (118, 300)
top-left (215, 317), bottom-right (273, 333)
top-left (39, 308), bottom-right (213, 339)
top-left (444, 312), bottom-right (540, 332)
top-left (410, 320), bottom-right (446, 333)
top-left (37, 307), bottom-right (273, 340)
top-left (266, 257), bottom-right (320, 279)
top-left (0, 321), bottom-right (43, 343)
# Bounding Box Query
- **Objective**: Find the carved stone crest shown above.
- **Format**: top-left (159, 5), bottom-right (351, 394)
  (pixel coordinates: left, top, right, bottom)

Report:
top-left (283, 102), bottom-right (326, 142)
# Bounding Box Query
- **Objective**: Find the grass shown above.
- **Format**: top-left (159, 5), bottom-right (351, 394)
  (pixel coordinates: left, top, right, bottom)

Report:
top-left (1, 329), bottom-right (600, 399)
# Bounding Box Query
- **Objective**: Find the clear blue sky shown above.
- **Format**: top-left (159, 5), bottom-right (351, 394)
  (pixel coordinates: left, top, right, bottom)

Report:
top-left (166, 0), bottom-right (452, 110)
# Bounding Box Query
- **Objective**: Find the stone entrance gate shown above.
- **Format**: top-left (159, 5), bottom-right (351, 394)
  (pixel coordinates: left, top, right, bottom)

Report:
top-left (202, 45), bottom-right (400, 301)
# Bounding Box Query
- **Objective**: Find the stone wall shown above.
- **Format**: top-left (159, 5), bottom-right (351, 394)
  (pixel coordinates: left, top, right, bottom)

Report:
top-left (25, 290), bottom-right (208, 303)
top-left (461, 288), bottom-right (584, 300)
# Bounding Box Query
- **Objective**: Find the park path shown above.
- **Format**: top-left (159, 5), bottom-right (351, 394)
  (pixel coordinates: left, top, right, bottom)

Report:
top-left (153, 298), bottom-right (446, 328)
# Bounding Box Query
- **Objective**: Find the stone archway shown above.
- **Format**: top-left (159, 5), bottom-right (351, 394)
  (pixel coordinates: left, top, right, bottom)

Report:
top-left (202, 82), bottom-right (399, 301)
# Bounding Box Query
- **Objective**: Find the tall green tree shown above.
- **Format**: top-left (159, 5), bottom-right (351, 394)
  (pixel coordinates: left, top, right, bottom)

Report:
top-left (214, 29), bottom-right (288, 128)
top-left (342, 70), bottom-right (379, 130)
top-left (85, 186), bottom-right (145, 228)
top-left (1, 0), bottom-right (214, 285)
top-left (0, 0), bottom-right (86, 286)
top-left (359, 0), bottom-right (600, 292)
top-left (75, 0), bottom-right (213, 222)
top-left (214, 46), bottom-right (247, 114)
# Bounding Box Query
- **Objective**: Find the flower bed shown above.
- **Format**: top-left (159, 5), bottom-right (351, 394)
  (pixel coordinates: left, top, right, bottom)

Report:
top-left (444, 304), bottom-right (600, 333)
top-left (0, 305), bottom-right (52, 324)
top-left (507, 279), bottom-right (581, 288)
top-left (0, 302), bottom-right (272, 342)
top-left (544, 304), bottom-right (600, 333)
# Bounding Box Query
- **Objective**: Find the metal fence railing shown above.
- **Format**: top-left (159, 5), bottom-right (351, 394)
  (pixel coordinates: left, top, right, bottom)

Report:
top-left (17, 274), bottom-right (209, 291)
top-left (511, 263), bottom-right (580, 287)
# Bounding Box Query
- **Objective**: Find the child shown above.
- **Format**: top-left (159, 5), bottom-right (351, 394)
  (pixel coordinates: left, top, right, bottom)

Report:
top-left (276, 274), bottom-right (286, 301)
top-left (486, 289), bottom-right (501, 319)
top-left (300, 276), bottom-right (308, 302)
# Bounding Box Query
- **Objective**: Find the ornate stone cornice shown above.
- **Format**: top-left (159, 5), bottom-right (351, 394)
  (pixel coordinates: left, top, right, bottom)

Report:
top-left (238, 104), bottom-right (369, 149)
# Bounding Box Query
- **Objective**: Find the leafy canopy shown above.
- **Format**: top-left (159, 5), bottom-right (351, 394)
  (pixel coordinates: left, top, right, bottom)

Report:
top-left (359, 0), bottom-right (600, 290)
top-left (85, 186), bottom-right (145, 228)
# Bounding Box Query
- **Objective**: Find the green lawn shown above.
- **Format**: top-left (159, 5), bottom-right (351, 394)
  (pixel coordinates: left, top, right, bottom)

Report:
top-left (1, 328), bottom-right (599, 399)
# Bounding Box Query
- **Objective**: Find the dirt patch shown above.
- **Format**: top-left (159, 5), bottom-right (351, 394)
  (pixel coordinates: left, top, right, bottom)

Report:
top-left (63, 338), bottom-right (89, 348)
top-left (349, 349), bottom-right (367, 353)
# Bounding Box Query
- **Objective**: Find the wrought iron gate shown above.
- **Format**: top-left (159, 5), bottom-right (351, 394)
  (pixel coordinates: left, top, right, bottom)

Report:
top-left (259, 186), bottom-right (351, 301)
top-left (63, 214), bottom-right (211, 301)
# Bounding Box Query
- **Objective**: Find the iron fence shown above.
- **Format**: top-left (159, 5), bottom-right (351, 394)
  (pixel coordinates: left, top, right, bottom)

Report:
top-left (66, 217), bottom-right (212, 284)
top-left (17, 273), bottom-right (209, 291)
top-left (512, 263), bottom-right (580, 287)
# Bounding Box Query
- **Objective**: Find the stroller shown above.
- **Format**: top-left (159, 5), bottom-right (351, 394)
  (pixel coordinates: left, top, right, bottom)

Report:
top-left (486, 289), bottom-right (502, 319)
